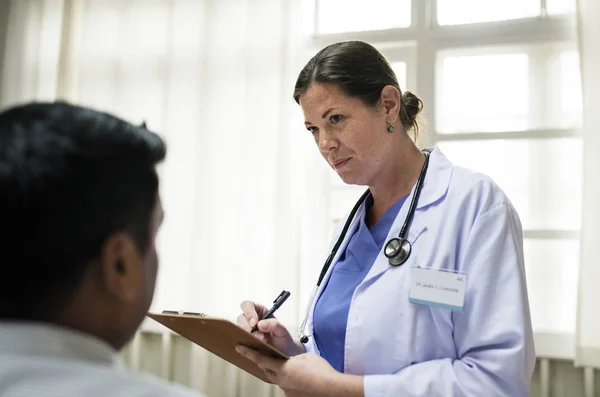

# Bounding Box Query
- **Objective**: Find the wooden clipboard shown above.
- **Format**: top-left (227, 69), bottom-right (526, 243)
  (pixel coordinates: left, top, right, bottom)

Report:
top-left (147, 312), bottom-right (288, 383)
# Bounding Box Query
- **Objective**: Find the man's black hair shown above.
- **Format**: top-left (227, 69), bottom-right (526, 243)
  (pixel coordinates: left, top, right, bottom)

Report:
top-left (0, 101), bottom-right (166, 320)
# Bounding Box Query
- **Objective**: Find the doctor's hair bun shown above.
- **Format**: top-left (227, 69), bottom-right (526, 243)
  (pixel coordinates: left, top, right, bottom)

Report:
top-left (400, 91), bottom-right (423, 136)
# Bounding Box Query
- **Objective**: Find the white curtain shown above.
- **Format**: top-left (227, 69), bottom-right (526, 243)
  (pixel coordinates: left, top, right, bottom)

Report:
top-left (0, 0), bottom-right (320, 395)
top-left (0, 0), bottom-right (64, 105)
top-left (575, 0), bottom-right (600, 368)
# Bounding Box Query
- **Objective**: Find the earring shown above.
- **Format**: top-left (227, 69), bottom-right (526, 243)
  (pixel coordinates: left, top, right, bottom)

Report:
top-left (387, 124), bottom-right (394, 132)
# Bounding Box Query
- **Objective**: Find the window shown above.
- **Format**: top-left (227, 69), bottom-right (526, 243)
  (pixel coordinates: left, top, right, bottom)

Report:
top-left (391, 62), bottom-right (407, 93)
top-left (547, 0), bottom-right (576, 15)
top-left (524, 238), bottom-right (579, 334)
top-left (437, 44), bottom-right (582, 133)
top-left (437, 0), bottom-right (575, 25)
top-left (437, 51), bottom-right (530, 133)
top-left (311, 0), bottom-right (581, 353)
top-left (315, 0), bottom-right (411, 34)
top-left (437, 0), bottom-right (540, 25)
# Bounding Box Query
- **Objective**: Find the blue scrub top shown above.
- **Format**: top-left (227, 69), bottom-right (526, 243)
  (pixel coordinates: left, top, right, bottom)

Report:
top-left (312, 193), bottom-right (408, 372)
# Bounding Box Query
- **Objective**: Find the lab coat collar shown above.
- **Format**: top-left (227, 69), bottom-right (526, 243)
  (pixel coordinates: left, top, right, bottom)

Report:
top-left (358, 146), bottom-right (453, 285)
top-left (416, 146), bottom-right (452, 210)
top-left (0, 320), bottom-right (123, 367)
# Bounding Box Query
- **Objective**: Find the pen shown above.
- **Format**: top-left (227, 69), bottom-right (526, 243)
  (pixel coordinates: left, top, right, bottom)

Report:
top-left (250, 290), bottom-right (291, 333)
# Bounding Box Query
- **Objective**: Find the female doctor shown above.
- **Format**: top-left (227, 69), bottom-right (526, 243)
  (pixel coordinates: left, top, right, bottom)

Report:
top-left (236, 40), bottom-right (536, 397)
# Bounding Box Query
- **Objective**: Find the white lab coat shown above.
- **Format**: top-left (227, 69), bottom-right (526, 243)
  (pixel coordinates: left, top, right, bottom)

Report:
top-left (301, 146), bottom-right (536, 397)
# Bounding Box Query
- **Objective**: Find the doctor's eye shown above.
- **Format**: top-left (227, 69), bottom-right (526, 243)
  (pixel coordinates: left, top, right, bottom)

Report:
top-left (329, 115), bottom-right (344, 124)
top-left (307, 126), bottom-right (318, 134)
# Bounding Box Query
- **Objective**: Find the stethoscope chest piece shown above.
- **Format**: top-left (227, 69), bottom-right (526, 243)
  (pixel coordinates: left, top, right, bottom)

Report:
top-left (384, 237), bottom-right (411, 266)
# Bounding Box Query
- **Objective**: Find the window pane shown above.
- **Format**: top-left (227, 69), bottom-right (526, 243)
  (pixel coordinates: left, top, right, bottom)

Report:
top-left (437, 52), bottom-right (530, 133)
top-left (547, 0), bottom-right (576, 15)
top-left (437, 138), bottom-right (582, 231)
top-left (524, 239), bottom-right (579, 334)
top-left (437, 46), bottom-right (582, 133)
top-left (316, 0), bottom-right (410, 34)
top-left (557, 50), bottom-right (582, 128)
top-left (437, 0), bottom-right (539, 25)
top-left (391, 61), bottom-right (407, 92)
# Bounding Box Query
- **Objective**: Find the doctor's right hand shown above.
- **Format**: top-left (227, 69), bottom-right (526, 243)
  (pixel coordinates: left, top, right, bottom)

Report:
top-left (237, 300), bottom-right (305, 357)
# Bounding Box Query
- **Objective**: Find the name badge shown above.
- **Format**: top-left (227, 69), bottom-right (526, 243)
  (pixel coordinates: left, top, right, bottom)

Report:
top-left (409, 267), bottom-right (467, 312)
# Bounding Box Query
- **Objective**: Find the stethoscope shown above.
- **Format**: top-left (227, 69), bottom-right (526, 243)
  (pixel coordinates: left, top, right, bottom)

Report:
top-left (299, 151), bottom-right (430, 344)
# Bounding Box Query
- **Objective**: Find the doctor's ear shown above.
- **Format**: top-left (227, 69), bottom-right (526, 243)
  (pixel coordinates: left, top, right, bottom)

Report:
top-left (379, 85), bottom-right (401, 123)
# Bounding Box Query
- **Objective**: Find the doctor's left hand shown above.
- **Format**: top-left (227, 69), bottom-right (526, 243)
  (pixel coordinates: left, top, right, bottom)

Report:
top-left (236, 346), bottom-right (342, 397)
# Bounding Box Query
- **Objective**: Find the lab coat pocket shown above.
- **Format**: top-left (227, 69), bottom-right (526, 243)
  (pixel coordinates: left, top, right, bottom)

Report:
top-left (397, 275), bottom-right (455, 363)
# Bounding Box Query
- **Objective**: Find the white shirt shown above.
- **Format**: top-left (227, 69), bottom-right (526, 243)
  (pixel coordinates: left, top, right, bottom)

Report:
top-left (0, 321), bottom-right (205, 397)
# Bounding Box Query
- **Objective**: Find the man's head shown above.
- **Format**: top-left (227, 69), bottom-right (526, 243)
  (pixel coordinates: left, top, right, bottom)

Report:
top-left (0, 101), bottom-right (166, 350)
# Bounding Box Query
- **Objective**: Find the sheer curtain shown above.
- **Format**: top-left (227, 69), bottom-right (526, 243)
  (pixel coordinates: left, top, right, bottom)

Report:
top-left (575, 0), bottom-right (600, 368)
top-left (0, 0), bottom-right (317, 395)
top-left (0, 0), bottom-right (65, 105)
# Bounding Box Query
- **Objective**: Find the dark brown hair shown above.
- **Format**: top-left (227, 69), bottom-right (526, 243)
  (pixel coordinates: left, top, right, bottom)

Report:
top-left (294, 40), bottom-right (423, 137)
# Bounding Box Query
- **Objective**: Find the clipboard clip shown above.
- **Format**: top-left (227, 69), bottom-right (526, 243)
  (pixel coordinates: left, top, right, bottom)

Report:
top-left (162, 310), bottom-right (207, 317)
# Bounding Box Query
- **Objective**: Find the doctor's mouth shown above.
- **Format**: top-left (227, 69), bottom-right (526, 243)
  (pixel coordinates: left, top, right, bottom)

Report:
top-left (332, 157), bottom-right (351, 170)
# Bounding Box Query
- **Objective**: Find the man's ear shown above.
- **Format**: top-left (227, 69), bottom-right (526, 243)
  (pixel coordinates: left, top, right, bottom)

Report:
top-left (99, 232), bottom-right (143, 303)
top-left (380, 85), bottom-right (401, 123)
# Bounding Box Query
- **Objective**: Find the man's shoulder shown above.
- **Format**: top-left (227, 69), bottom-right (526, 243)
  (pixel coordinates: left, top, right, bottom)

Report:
top-left (0, 355), bottom-right (207, 397)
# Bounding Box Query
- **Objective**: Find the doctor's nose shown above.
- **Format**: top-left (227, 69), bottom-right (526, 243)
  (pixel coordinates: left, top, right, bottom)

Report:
top-left (318, 129), bottom-right (338, 153)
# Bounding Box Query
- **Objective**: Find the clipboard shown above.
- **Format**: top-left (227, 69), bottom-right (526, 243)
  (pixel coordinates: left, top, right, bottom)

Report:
top-left (147, 311), bottom-right (288, 383)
